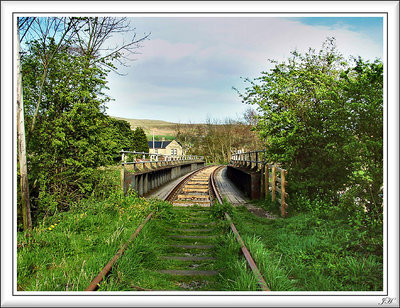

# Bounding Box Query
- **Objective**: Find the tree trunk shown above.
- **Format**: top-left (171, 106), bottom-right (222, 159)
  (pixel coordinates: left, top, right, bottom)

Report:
top-left (17, 19), bottom-right (32, 230)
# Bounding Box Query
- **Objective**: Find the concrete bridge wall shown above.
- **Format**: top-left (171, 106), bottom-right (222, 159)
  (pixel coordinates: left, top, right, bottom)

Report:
top-left (121, 161), bottom-right (205, 196)
top-left (226, 165), bottom-right (261, 200)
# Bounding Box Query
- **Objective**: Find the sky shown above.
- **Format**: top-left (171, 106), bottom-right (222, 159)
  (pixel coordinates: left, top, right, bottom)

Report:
top-left (104, 16), bottom-right (383, 124)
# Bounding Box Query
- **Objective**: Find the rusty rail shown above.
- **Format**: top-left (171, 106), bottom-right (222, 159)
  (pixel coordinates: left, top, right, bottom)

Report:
top-left (86, 166), bottom-right (212, 291)
top-left (85, 212), bottom-right (154, 291)
top-left (86, 164), bottom-right (269, 291)
top-left (210, 166), bottom-right (270, 291)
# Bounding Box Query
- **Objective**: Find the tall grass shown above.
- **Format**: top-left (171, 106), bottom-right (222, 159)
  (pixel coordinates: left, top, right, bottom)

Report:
top-left (17, 191), bottom-right (172, 291)
top-left (230, 205), bottom-right (383, 291)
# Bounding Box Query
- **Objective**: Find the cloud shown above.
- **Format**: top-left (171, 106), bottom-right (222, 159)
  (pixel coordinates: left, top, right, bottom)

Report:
top-left (105, 17), bottom-right (383, 123)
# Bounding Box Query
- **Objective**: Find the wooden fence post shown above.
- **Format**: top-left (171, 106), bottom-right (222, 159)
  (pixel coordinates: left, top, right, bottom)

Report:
top-left (260, 162), bottom-right (265, 198)
top-left (271, 166), bottom-right (276, 201)
top-left (265, 164), bottom-right (269, 198)
top-left (121, 164), bottom-right (125, 194)
top-left (255, 152), bottom-right (258, 170)
top-left (280, 169), bottom-right (287, 217)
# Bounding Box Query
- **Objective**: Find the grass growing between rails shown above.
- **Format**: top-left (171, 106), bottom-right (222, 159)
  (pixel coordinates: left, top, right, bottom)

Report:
top-left (97, 203), bottom-right (275, 291)
top-left (17, 191), bottom-right (172, 291)
top-left (98, 206), bottom-right (219, 291)
top-left (230, 202), bottom-right (383, 291)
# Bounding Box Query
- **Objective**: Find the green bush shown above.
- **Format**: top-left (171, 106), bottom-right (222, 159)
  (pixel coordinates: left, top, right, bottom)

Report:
top-left (239, 38), bottom-right (383, 229)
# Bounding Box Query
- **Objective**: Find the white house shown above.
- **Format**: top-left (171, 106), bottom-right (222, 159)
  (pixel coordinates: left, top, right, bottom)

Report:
top-left (148, 139), bottom-right (184, 156)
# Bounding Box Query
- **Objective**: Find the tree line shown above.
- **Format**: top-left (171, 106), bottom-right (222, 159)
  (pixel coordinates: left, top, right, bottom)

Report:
top-left (17, 17), bottom-right (149, 229)
top-left (175, 110), bottom-right (263, 164)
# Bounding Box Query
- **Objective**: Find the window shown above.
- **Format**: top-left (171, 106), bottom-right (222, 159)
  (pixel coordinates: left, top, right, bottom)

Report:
top-left (171, 149), bottom-right (174, 155)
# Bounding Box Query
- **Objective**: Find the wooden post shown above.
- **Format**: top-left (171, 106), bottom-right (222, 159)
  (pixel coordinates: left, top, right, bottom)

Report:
top-left (265, 164), bottom-right (269, 198)
top-left (280, 169), bottom-right (286, 217)
top-left (260, 162), bottom-right (265, 198)
top-left (120, 164), bottom-right (125, 194)
top-left (271, 166), bottom-right (276, 202)
top-left (16, 22), bottom-right (32, 230)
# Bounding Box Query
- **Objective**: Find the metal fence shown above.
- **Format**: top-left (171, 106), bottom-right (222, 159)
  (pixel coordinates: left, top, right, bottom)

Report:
top-left (120, 150), bottom-right (204, 171)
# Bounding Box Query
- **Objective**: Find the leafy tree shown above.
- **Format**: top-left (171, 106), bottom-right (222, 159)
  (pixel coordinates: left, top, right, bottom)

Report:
top-left (238, 38), bottom-right (383, 223)
top-left (132, 127), bottom-right (149, 153)
top-left (18, 17), bottom-right (149, 225)
top-left (340, 58), bottom-right (383, 225)
top-left (22, 43), bottom-right (111, 217)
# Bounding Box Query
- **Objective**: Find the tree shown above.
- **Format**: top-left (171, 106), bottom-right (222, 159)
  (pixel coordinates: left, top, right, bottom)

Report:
top-left (340, 58), bottom-right (383, 223)
top-left (71, 17), bottom-right (150, 72)
top-left (175, 116), bottom-right (262, 164)
top-left (239, 38), bottom-right (383, 218)
top-left (18, 17), bottom-right (80, 134)
top-left (18, 17), bottom-right (150, 225)
top-left (132, 127), bottom-right (149, 153)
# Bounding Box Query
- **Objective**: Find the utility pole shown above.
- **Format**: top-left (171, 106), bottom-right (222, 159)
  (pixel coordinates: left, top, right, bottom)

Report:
top-left (16, 17), bottom-right (32, 230)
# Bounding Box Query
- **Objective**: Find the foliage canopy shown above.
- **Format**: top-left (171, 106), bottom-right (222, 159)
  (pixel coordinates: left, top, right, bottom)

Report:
top-left (239, 38), bottom-right (383, 226)
top-left (18, 17), bottom-right (149, 226)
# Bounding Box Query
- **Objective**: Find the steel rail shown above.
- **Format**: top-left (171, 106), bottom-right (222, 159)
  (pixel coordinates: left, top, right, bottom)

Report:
top-left (210, 166), bottom-right (271, 292)
top-left (85, 166), bottom-right (211, 291)
top-left (164, 165), bottom-right (214, 202)
top-left (85, 211), bottom-right (154, 291)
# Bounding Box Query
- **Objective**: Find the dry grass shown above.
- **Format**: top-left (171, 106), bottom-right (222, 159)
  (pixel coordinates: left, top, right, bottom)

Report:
top-left (111, 117), bottom-right (208, 139)
top-left (112, 117), bottom-right (178, 137)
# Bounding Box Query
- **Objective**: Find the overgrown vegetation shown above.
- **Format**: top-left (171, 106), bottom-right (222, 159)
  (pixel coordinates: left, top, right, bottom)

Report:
top-left (17, 17), bottom-right (150, 228)
top-left (238, 38), bottom-right (383, 231)
top-left (16, 18), bottom-right (383, 293)
top-left (17, 189), bottom-right (172, 291)
top-left (230, 205), bottom-right (383, 291)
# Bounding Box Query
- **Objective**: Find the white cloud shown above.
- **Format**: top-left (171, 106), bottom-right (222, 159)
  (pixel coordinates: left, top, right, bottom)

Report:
top-left (105, 17), bottom-right (383, 123)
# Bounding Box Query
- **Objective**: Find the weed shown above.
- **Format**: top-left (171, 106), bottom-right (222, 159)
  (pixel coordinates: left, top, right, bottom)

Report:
top-left (17, 192), bottom-right (173, 291)
top-left (230, 205), bottom-right (383, 291)
top-left (211, 198), bottom-right (233, 219)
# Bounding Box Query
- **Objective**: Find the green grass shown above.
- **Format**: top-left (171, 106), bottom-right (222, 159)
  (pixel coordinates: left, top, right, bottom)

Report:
top-left (17, 191), bottom-right (171, 291)
top-left (229, 205), bottom-right (383, 291)
top-left (98, 206), bottom-right (220, 291)
top-left (146, 135), bottom-right (175, 141)
top-left (98, 205), bottom-right (269, 291)
top-left (19, 188), bottom-right (381, 292)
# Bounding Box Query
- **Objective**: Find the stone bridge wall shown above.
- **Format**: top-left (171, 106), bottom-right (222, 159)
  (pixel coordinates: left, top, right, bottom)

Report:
top-left (121, 161), bottom-right (205, 196)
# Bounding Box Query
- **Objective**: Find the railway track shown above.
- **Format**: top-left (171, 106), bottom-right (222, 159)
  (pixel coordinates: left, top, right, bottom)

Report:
top-left (86, 165), bottom-right (269, 291)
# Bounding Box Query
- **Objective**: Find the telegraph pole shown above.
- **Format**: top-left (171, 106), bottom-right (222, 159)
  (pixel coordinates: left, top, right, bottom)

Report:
top-left (16, 17), bottom-right (32, 230)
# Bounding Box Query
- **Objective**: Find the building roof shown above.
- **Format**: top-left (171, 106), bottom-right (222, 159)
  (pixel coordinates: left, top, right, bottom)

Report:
top-left (148, 140), bottom-right (182, 149)
top-left (148, 140), bottom-right (171, 149)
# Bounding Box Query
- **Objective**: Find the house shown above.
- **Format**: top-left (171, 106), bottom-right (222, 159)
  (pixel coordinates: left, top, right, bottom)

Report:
top-left (148, 139), bottom-right (184, 156)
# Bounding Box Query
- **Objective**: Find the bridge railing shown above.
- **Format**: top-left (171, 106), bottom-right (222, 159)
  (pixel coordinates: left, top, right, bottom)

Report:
top-left (230, 150), bottom-right (267, 170)
top-left (231, 150), bottom-right (288, 217)
top-left (120, 150), bottom-right (204, 171)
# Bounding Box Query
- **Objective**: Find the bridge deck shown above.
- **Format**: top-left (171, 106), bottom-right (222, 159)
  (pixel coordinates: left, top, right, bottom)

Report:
top-left (214, 166), bottom-right (248, 205)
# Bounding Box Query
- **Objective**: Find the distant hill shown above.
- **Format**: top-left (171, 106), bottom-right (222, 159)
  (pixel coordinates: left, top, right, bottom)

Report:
top-left (111, 117), bottom-right (178, 139)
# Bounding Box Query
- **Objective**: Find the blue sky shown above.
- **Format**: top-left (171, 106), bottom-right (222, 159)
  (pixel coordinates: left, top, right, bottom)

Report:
top-left (104, 16), bottom-right (383, 124)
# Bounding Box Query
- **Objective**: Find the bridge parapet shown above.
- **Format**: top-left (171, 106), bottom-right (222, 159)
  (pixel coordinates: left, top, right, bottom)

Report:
top-left (229, 150), bottom-right (288, 217)
top-left (120, 150), bottom-right (205, 196)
